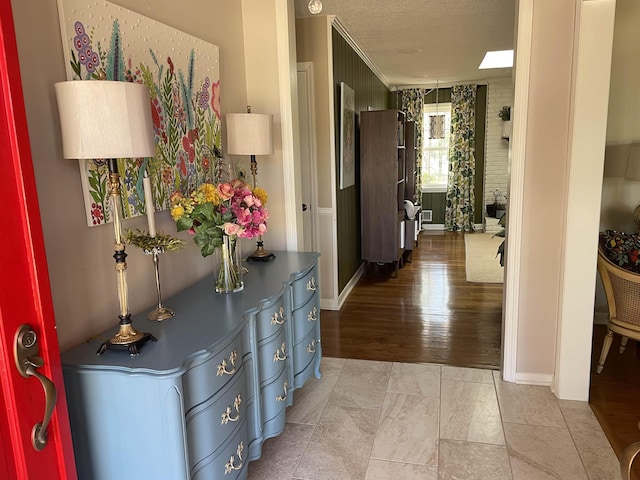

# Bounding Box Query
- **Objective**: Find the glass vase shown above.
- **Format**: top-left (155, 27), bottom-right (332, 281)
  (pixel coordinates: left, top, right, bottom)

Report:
top-left (215, 234), bottom-right (244, 294)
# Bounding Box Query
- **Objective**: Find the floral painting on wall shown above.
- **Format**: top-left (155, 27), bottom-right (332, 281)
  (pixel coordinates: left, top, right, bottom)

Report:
top-left (57, 0), bottom-right (221, 226)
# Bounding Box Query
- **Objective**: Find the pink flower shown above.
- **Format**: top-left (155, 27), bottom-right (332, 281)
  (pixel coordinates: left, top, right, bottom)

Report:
top-left (243, 194), bottom-right (255, 207)
top-left (223, 223), bottom-right (241, 236)
top-left (217, 182), bottom-right (235, 201)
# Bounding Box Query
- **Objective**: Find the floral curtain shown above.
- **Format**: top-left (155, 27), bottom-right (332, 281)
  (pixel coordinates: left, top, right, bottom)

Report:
top-left (445, 85), bottom-right (476, 232)
top-left (399, 89), bottom-right (427, 203)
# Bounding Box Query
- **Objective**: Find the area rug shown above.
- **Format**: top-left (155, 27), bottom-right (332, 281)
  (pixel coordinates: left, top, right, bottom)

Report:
top-left (464, 233), bottom-right (504, 283)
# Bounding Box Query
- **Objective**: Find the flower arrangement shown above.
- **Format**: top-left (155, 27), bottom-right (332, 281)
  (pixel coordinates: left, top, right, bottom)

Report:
top-left (170, 179), bottom-right (269, 257)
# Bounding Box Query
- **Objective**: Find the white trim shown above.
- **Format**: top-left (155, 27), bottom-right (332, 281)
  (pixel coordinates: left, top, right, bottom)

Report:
top-left (297, 62), bottom-right (320, 252)
top-left (330, 17), bottom-right (391, 89)
top-left (335, 263), bottom-right (365, 310)
top-left (275, 0), bottom-right (300, 250)
top-left (421, 186), bottom-right (447, 193)
top-left (398, 79), bottom-right (492, 90)
top-left (553, 0), bottom-right (615, 401)
top-left (514, 372), bottom-right (554, 386)
top-left (422, 224), bottom-right (446, 231)
top-left (325, 18), bottom-right (339, 304)
top-left (502, 0), bottom-right (533, 383)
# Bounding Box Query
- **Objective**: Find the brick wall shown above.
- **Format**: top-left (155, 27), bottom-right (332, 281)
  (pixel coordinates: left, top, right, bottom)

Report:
top-left (484, 76), bottom-right (513, 210)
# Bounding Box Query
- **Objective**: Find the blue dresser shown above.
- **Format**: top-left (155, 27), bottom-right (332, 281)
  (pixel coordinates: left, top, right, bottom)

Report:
top-left (62, 252), bottom-right (321, 480)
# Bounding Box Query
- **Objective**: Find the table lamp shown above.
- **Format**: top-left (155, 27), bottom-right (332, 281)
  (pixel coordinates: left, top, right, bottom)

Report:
top-left (226, 107), bottom-right (275, 261)
top-left (55, 80), bottom-right (157, 355)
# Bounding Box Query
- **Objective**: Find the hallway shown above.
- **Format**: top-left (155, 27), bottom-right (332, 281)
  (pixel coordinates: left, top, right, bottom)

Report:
top-left (320, 231), bottom-right (503, 369)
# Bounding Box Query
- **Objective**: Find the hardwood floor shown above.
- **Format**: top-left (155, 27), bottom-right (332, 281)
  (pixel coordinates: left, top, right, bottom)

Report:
top-left (590, 324), bottom-right (640, 479)
top-left (320, 231), bottom-right (503, 369)
top-left (320, 230), bottom-right (640, 475)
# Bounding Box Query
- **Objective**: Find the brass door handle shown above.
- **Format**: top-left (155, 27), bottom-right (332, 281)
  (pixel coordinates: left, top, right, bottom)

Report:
top-left (14, 324), bottom-right (57, 451)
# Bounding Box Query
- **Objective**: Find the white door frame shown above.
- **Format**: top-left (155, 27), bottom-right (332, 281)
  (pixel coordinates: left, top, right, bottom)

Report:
top-left (297, 61), bottom-right (320, 252)
top-left (503, 0), bottom-right (616, 401)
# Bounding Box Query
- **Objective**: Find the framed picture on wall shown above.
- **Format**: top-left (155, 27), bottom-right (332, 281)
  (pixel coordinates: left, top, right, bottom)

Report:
top-left (340, 82), bottom-right (355, 189)
top-left (57, 0), bottom-right (221, 227)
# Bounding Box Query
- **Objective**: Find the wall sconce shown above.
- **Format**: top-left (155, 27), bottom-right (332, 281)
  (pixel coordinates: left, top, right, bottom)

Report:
top-left (226, 107), bottom-right (275, 261)
top-left (55, 80), bottom-right (157, 355)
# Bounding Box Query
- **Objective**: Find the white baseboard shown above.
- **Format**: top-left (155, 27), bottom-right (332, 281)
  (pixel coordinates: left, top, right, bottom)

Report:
top-left (422, 224), bottom-right (445, 231)
top-left (514, 372), bottom-right (553, 386)
top-left (320, 262), bottom-right (365, 311)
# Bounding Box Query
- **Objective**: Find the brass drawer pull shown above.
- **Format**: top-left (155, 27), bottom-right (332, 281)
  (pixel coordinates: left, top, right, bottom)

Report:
top-left (307, 306), bottom-right (318, 322)
top-left (216, 350), bottom-right (237, 376)
top-left (276, 380), bottom-right (288, 402)
top-left (270, 307), bottom-right (285, 325)
top-left (306, 277), bottom-right (317, 291)
top-left (221, 394), bottom-right (242, 425)
top-left (306, 339), bottom-right (317, 354)
top-left (224, 441), bottom-right (244, 474)
top-left (273, 342), bottom-right (287, 362)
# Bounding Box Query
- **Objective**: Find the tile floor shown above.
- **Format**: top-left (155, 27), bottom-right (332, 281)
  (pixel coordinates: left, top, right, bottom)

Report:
top-left (248, 357), bottom-right (621, 480)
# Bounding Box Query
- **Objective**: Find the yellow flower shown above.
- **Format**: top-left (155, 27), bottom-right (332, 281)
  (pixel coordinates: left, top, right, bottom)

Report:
top-left (253, 187), bottom-right (268, 204)
top-left (193, 183), bottom-right (219, 205)
top-left (170, 205), bottom-right (185, 220)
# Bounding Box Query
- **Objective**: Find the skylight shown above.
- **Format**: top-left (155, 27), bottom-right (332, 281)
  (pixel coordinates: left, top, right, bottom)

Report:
top-left (478, 50), bottom-right (514, 69)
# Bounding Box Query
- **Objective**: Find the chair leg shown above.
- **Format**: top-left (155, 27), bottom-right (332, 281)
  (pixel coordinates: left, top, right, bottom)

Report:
top-left (620, 336), bottom-right (629, 354)
top-left (597, 330), bottom-right (614, 374)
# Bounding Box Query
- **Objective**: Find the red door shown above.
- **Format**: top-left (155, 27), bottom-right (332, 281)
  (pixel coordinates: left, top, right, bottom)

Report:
top-left (0, 2), bottom-right (77, 479)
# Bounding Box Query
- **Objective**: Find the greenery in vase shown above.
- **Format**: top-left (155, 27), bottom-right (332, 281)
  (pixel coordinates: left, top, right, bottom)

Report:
top-left (125, 230), bottom-right (186, 252)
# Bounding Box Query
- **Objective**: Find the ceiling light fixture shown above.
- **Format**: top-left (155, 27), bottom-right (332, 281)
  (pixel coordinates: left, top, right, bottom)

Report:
top-left (478, 50), bottom-right (514, 69)
top-left (308, 0), bottom-right (323, 14)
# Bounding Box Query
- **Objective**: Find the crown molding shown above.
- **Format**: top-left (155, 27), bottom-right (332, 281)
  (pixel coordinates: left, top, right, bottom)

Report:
top-left (330, 16), bottom-right (391, 90)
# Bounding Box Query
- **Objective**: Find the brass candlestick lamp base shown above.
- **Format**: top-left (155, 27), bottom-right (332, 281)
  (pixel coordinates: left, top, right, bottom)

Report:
top-left (96, 159), bottom-right (156, 356)
top-left (247, 238), bottom-right (275, 262)
top-left (97, 317), bottom-right (157, 356)
top-left (246, 153), bottom-right (274, 262)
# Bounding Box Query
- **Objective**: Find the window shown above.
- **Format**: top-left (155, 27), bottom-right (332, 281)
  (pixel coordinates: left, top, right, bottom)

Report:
top-left (421, 102), bottom-right (452, 191)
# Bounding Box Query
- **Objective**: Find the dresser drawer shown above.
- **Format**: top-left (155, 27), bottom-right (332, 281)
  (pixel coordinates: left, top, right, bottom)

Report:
top-left (191, 419), bottom-right (248, 480)
top-left (293, 326), bottom-right (320, 377)
top-left (290, 264), bottom-right (318, 310)
top-left (186, 364), bottom-right (246, 470)
top-left (255, 288), bottom-right (287, 343)
top-left (292, 294), bottom-right (320, 345)
top-left (183, 333), bottom-right (243, 411)
top-left (257, 328), bottom-right (287, 385)
top-left (262, 401), bottom-right (287, 441)
top-left (260, 367), bottom-right (289, 423)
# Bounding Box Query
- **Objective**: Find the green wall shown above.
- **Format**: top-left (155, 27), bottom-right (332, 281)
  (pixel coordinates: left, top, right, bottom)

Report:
top-left (332, 27), bottom-right (390, 293)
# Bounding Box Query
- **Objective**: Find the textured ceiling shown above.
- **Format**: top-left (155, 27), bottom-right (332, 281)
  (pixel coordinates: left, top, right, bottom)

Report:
top-left (294, 0), bottom-right (515, 87)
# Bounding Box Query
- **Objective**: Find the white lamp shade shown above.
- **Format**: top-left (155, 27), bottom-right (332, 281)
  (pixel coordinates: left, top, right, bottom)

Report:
top-left (226, 113), bottom-right (274, 156)
top-left (54, 80), bottom-right (156, 159)
top-left (625, 144), bottom-right (640, 181)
